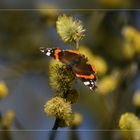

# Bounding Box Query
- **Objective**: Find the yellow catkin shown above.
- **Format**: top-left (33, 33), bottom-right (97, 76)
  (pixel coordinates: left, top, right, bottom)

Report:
top-left (56, 15), bottom-right (85, 43)
top-left (122, 42), bottom-right (135, 59)
top-left (49, 60), bottom-right (75, 93)
top-left (44, 96), bottom-right (73, 126)
top-left (38, 4), bottom-right (58, 17)
top-left (119, 112), bottom-right (140, 140)
top-left (122, 26), bottom-right (140, 54)
top-left (2, 110), bottom-right (15, 128)
top-left (0, 81), bottom-right (8, 100)
top-left (71, 113), bottom-right (83, 127)
top-left (97, 75), bottom-right (117, 95)
top-left (133, 90), bottom-right (140, 107)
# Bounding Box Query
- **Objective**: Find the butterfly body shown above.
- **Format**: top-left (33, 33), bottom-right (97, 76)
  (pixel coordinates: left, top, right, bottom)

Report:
top-left (40, 47), bottom-right (97, 90)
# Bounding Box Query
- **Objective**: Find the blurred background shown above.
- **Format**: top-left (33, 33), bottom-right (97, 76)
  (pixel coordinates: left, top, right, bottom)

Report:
top-left (0, 0), bottom-right (140, 140)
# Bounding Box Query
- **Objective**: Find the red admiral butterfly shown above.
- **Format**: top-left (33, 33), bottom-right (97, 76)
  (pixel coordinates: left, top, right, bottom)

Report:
top-left (40, 47), bottom-right (97, 90)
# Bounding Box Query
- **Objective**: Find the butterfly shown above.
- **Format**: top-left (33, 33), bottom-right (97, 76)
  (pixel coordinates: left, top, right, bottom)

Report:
top-left (40, 47), bottom-right (97, 90)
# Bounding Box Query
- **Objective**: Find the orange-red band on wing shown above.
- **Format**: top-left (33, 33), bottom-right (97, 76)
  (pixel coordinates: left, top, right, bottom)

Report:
top-left (54, 49), bottom-right (61, 61)
top-left (91, 65), bottom-right (96, 71)
top-left (76, 73), bottom-right (95, 79)
top-left (66, 50), bottom-right (81, 55)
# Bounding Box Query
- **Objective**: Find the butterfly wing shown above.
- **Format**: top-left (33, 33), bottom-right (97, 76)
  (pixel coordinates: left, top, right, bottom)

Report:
top-left (40, 47), bottom-right (87, 66)
top-left (72, 63), bottom-right (97, 90)
top-left (40, 47), bottom-right (61, 59)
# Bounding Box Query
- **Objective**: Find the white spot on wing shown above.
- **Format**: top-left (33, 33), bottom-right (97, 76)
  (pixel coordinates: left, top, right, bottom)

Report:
top-left (46, 52), bottom-right (51, 56)
top-left (89, 87), bottom-right (93, 90)
top-left (84, 81), bottom-right (90, 85)
top-left (40, 49), bottom-right (45, 52)
top-left (91, 82), bottom-right (94, 85)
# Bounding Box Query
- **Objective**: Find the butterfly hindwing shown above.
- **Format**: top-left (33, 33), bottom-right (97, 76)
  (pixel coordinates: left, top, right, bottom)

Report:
top-left (72, 63), bottom-right (97, 90)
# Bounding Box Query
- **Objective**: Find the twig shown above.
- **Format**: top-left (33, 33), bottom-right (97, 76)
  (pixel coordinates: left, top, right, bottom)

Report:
top-left (49, 118), bottom-right (60, 140)
top-left (52, 118), bottom-right (60, 130)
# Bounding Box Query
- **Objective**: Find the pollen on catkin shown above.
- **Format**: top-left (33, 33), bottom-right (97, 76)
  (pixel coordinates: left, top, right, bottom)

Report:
top-left (49, 60), bottom-right (75, 94)
top-left (0, 81), bottom-right (8, 100)
top-left (56, 15), bottom-right (85, 43)
top-left (44, 96), bottom-right (73, 126)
